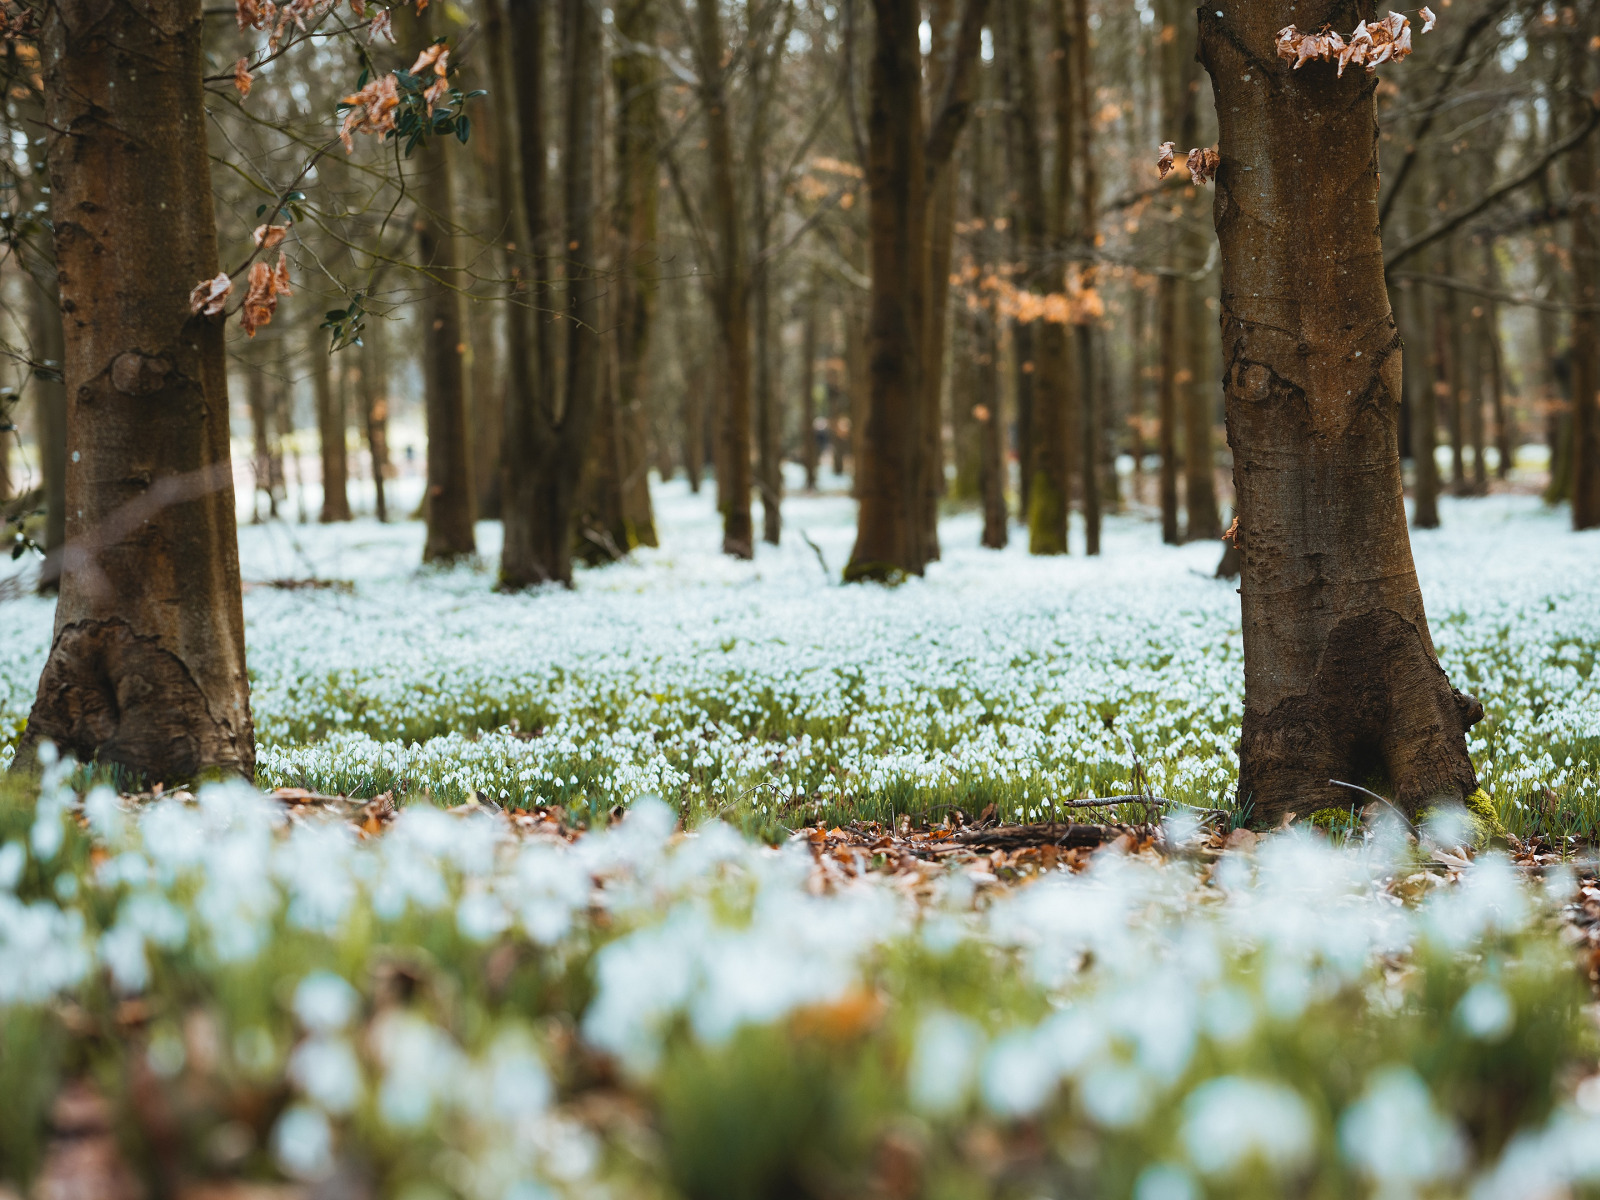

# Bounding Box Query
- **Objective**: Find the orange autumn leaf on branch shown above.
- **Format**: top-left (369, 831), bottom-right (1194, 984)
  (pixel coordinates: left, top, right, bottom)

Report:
top-left (240, 252), bottom-right (293, 338)
top-left (409, 42), bottom-right (451, 113)
top-left (253, 223), bottom-right (288, 249)
top-left (339, 73), bottom-right (400, 151)
top-left (1156, 141), bottom-right (1176, 179)
top-left (1187, 146), bottom-right (1219, 185)
top-left (234, 57), bottom-right (253, 96)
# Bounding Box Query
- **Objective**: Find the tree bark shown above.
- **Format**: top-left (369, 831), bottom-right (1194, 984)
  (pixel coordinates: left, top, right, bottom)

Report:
top-left (310, 328), bottom-right (351, 523)
top-left (1401, 280), bottom-right (1439, 528)
top-left (246, 363), bottom-right (275, 523)
top-left (1183, 277), bottom-right (1221, 538)
top-left (1569, 13), bottom-right (1600, 530)
top-left (800, 281), bottom-right (820, 491)
top-left (1070, 0), bottom-right (1099, 555)
top-left (15, 0), bottom-right (253, 782)
top-left (1157, 274), bottom-right (1181, 544)
top-left (1199, 2), bottom-right (1480, 824)
top-left (30, 260), bottom-right (67, 592)
top-left (402, 2), bottom-right (476, 563)
top-left (845, 0), bottom-right (928, 579)
top-left (359, 325), bottom-right (392, 523)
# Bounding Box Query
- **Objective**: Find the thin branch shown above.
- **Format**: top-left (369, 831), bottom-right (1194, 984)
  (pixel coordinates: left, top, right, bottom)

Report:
top-left (1389, 270), bottom-right (1600, 314)
top-left (1385, 98), bottom-right (1600, 271)
top-left (923, 0), bottom-right (991, 175)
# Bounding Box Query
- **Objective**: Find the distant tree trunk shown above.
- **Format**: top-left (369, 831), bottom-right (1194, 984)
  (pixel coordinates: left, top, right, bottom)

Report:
top-left (1157, 0), bottom-right (1195, 545)
top-left (800, 283), bottom-right (820, 491)
top-left (1483, 244), bottom-right (1510, 481)
top-left (606, 0), bottom-right (661, 550)
top-left (845, 0), bottom-right (927, 579)
top-left (1157, 274), bottom-right (1181, 544)
top-left (1070, 0), bottom-right (1099, 555)
top-left (360, 326), bottom-right (392, 524)
top-left (1011, 0), bottom-right (1070, 556)
top-left (30, 263), bottom-right (67, 593)
top-left (1569, 15), bottom-right (1600, 530)
top-left (1184, 281), bottom-right (1221, 538)
top-left (246, 365), bottom-right (275, 523)
top-left (1200, 3), bottom-right (1479, 824)
top-left (310, 330), bottom-right (351, 523)
top-left (687, 0), bottom-right (755, 559)
top-left (1128, 285), bottom-right (1147, 494)
top-left (468, 301), bottom-right (502, 521)
top-left (401, 3), bottom-right (476, 562)
top-left (970, 92), bottom-right (1007, 548)
top-left (498, 0), bottom-right (603, 586)
top-left (1443, 245), bottom-right (1468, 496)
top-left (14, 0), bottom-right (253, 781)
top-left (1402, 281), bottom-right (1439, 529)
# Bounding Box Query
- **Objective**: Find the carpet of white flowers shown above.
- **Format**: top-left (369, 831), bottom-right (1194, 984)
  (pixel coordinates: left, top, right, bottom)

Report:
top-left (5, 485), bottom-right (1600, 1195)
top-left (7, 482), bottom-right (1600, 839)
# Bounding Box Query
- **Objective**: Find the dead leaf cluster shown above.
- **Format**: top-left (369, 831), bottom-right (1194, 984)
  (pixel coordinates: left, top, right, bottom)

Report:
top-left (339, 73), bottom-right (401, 151)
top-left (187, 273), bottom-right (232, 317)
top-left (1275, 9), bottom-right (1433, 78)
top-left (240, 253), bottom-right (292, 338)
top-left (1155, 141), bottom-right (1218, 185)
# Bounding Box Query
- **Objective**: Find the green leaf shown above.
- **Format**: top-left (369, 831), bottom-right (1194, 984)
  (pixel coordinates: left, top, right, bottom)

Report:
top-left (456, 116), bottom-right (471, 144)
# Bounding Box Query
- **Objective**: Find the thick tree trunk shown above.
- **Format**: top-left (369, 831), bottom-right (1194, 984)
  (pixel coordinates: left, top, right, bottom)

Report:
top-left (15, 0), bottom-right (253, 782)
top-left (845, 0), bottom-right (927, 580)
top-left (30, 262), bottom-right (67, 592)
top-left (310, 330), bottom-right (351, 523)
top-left (468, 300), bottom-right (502, 521)
top-left (1157, 0), bottom-right (1196, 545)
top-left (1199, 3), bottom-right (1479, 824)
top-left (1069, 0), bottom-right (1099, 555)
top-left (246, 365), bottom-right (274, 523)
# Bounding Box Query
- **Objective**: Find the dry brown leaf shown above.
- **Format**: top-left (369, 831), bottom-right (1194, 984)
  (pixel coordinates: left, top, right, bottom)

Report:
top-left (1277, 11), bottom-right (1424, 77)
top-left (252, 223), bottom-right (288, 249)
top-left (234, 57), bottom-right (253, 97)
top-left (368, 7), bottom-right (393, 41)
top-left (1156, 140), bottom-right (1175, 179)
top-left (1419, 5), bottom-right (1436, 33)
top-left (188, 273), bottom-right (232, 316)
top-left (409, 42), bottom-right (446, 76)
top-left (339, 72), bottom-right (400, 151)
top-left (349, 0), bottom-right (365, 13)
top-left (240, 253), bottom-right (291, 338)
top-left (1186, 146), bottom-right (1219, 185)
top-left (236, 0), bottom-right (268, 30)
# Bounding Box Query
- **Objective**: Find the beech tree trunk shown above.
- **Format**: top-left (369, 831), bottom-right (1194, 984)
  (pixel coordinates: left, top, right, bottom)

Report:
top-left (14, 0), bottom-right (254, 782)
top-left (311, 330), bottom-right (351, 523)
top-left (1199, 2), bottom-right (1480, 824)
top-left (1184, 279), bottom-right (1221, 539)
top-left (1157, 274), bottom-right (1181, 544)
top-left (1401, 280), bottom-right (1439, 528)
top-left (800, 284), bottom-right (820, 492)
top-left (246, 365), bottom-right (275, 523)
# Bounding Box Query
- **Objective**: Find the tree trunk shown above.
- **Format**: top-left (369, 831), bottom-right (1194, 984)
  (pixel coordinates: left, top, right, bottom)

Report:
top-left (1070, 0), bottom-right (1098, 555)
top-left (1157, 274), bottom-right (1181, 544)
top-left (1184, 277), bottom-right (1221, 538)
top-left (610, 0), bottom-right (661, 549)
top-left (800, 283), bottom-right (820, 491)
top-left (1402, 280), bottom-right (1439, 529)
top-left (970, 90), bottom-right (1007, 548)
top-left (359, 325), bottom-right (392, 523)
top-left (1443, 244), bottom-right (1468, 496)
top-left (311, 329), bottom-right (351, 523)
top-left (14, 0), bottom-right (253, 782)
top-left (845, 0), bottom-right (927, 580)
top-left (246, 365), bottom-right (274, 524)
top-left (1569, 14), bottom-right (1600, 530)
top-left (400, 3), bottom-right (475, 563)
top-left (30, 261), bottom-right (67, 592)
top-left (469, 299), bottom-right (502, 521)
top-left (691, 0), bottom-right (755, 559)
top-left (1199, 3), bottom-right (1480, 824)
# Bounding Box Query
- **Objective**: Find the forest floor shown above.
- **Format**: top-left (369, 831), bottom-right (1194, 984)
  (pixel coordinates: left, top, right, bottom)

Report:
top-left (5, 472), bottom-right (1600, 840)
top-left (6, 476), bottom-right (1600, 1197)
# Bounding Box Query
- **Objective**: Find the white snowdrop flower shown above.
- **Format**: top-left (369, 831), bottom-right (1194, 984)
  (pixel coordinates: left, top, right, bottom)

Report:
top-left (1424, 855), bottom-right (1527, 949)
top-left (457, 886), bottom-right (513, 942)
top-left (489, 1040), bottom-right (553, 1118)
top-left (1423, 804), bottom-right (1475, 850)
top-left (98, 924), bottom-right (150, 993)
top-left (1180, 1077), bottom-right (1315, 1176)
top-left (147, 1026), bottom-right (186, 1078)
top-left (83, 786), bottom-right (127, 844)
top-left (1201, 984), bottom-right (1256, 1045)
top-left (1340, 1066), bottom-right (1465, 1190)
top-left (277, 822), bottom-right (358, 935)
top-left (981, 1028), bottom-right (1059, 1118)
top-left (288, 1035), bottom-right (363, 1115)
top-left (582, 908), bottom-right (702, 1074)
top-left (532, 1115), bottom-right (601, 1183)
top-left (1079, 1063), bottom-right (1153, 1129)
top-left (1455, 981), bottom-right (1515, 1042)
top-left (372, 1011), bottom-right (463, 1128)
top-left (0, 895), bottom-right (91, 1003)
top-left (293, 971), bottom-right (360, 1033)
top-left (1133, 1164), bottom-right (1198, 1200)
top-left (272, 1103), bottom-right (336, 1179)
top-left (0, 841), bottom-right (24, 891)
top-left (907, 1011), bottom-right (984, 1116)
